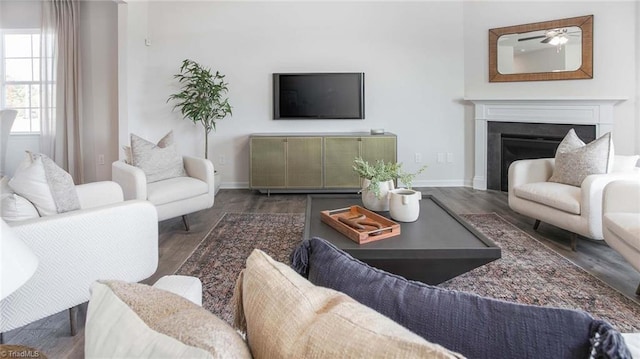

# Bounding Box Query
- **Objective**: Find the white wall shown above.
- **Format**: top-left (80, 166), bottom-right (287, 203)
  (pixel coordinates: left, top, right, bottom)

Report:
top-left (123, 1), bottom-right (466, 188)
top-left (636, 1), bottom-right (640, 155)
top-left (1, 0), bottom-right (119, 181)
top-left (80, 0), bottom-right (119, 183)
top-left (464, 1), bottom-right (638, 158)
top-left (4, 1), bottom-right (637, 186)
top-left (0, 0), bottom-right (41, 29)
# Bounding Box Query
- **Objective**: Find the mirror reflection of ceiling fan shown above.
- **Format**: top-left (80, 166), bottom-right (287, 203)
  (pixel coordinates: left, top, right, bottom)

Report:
top-left (518, 28), bottom-right (580, 45)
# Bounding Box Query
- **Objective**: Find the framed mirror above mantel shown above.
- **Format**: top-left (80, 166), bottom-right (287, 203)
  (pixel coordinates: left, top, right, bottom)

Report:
top-left (489, 15), bottom-right (593, 82)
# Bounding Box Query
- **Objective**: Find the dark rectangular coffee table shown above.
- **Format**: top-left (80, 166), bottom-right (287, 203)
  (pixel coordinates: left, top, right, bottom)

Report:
top-left (304, 194), bottom-right (501, 285)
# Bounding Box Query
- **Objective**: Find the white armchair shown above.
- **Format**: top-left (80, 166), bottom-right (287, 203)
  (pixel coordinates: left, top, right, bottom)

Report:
top-left (0, 181), bottom-right (158, 337)
top-left (603, 180), bottom-right (640, 295)
top-left (112, 156), bottom-right (215, 231)
top-left (508, 156), bottom-right (640, 250)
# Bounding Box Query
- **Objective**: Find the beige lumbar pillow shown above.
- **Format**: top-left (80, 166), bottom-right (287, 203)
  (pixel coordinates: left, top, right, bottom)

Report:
top-left (8, 151), bottom-right (80, 216)
top-left (85, 280), bottom-right (251, 359)
top-left (234, 249), bottom-right (464, 359)
top-left (549, 129), bottom-right (613, 187)
top-left (130, 131), bottom-right (186, 183)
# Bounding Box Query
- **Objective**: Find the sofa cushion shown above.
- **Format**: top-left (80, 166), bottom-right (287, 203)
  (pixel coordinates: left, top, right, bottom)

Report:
top-left (235, 249), bottom-right (463, 359)
top-left (604, 213), bottom-right (640, 251)
top-left (549, 129), bottom-right (613, 186)
top-left (85, 280), bottom-right (251, 359)
top-left (514, 181), bottom-right (581, 215)
top-left (147, 176), bottom-right (209, 205)
top-left (291, 237), bottom-right (631, 359)
top-left (130, 131), bottom-right (186, 183)
top-left (8, 152), bottom-right (80, 216)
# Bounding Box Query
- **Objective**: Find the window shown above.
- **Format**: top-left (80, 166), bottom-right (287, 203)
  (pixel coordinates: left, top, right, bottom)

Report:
top-left (1, 29), bottom-right (48, 134)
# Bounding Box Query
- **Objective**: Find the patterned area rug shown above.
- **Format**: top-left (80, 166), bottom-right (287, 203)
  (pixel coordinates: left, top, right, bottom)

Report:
top-left (176, 213), bottom-right (304, 324)
top-left (176, 212), bottom-right (640, 332)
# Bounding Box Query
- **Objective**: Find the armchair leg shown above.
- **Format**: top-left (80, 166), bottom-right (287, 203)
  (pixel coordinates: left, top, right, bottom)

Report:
top-left (0, 332), bottom-right (3, 344)
top-left (69, 305), bottom-right (78, 336)
top-left (182, 215), bottom-right (190, 231)
top-left (533, 220), bottom-right (541, 231)
top-left (636, 283), bottom-right (640, 296)
top-left (569, 233), bottom-right (578, 251)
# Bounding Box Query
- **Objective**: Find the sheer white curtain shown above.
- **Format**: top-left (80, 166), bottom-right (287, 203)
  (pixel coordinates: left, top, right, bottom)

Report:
top-left (40, 0), bottom-right (83, 183)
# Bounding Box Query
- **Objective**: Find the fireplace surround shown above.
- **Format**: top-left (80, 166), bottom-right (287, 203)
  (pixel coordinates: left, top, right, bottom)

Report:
top-left (487, 122), bottom-right (596, 191)
top-left (470, 99), bottom-right (625, 191)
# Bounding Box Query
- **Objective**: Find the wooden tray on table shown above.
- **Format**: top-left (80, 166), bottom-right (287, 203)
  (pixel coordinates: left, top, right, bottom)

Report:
top-left (320, 205), bottom-right (401, 244)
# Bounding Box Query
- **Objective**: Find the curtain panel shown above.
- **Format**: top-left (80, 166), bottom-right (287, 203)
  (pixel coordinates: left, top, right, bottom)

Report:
top-left (40, 0), bottom-right (83, 183)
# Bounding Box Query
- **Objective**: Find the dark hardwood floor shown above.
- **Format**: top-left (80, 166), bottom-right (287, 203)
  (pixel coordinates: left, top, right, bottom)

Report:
top-left (3, 187), bottom-right (639, 358)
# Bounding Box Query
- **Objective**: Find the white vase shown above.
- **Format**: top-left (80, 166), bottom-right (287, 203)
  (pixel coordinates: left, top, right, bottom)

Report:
top-left (389, 188), bottom-right (421, 222)
top-left (361, 179), bottom-right (394, 212)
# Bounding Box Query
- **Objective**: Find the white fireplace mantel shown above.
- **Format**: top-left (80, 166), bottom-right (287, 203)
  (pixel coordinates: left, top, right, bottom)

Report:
top-left (468, 98), bottom-right (627, 190)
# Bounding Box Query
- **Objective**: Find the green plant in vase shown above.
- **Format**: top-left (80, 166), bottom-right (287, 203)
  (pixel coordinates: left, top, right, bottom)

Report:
top-left (352, 157), bottom-right (401, 199)
top-left (398, 165), bottom-right (427, 190)
top-left (353, 157), bottom-right (427, 212)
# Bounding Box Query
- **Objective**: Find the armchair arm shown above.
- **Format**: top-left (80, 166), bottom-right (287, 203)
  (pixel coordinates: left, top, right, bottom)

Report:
top-left (581, 172), bottom-right (640, 229)
top-left (508, 158), bottom-right (555, 192)
top-left (2, 200), bottom-right (159, 332)
top-left (112, 161), bottom-right (147, 201)
top-left (76, 181), bottom-right (124, 209)
top-left (604, 180), bottom-right (640, 214)
top-left (183, 156), bottom-right (215, 194)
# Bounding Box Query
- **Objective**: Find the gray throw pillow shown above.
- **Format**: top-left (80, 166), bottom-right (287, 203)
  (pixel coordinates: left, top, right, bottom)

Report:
top-left (291, 237), bottom-right (631, 359)
top-left (130, 131), bottom-right (186, 183)
top-left (549, 129), bottom-right (613, 187)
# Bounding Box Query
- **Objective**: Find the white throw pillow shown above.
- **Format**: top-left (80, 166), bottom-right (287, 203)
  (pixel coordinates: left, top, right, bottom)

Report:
top-left (85, 281), bottom-right (251, 358)
top-left (130, 131), bottom-right (186, 183)
top-left (549, 129), bottom-right (614, 187)
top-left (8, 152), bottom-right (80, 216)
top-left (1, 193), bottom-right (40, 222)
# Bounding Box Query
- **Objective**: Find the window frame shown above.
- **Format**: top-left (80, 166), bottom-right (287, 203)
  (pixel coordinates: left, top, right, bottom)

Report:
top-left (1, 28), bottom-right (44, 135)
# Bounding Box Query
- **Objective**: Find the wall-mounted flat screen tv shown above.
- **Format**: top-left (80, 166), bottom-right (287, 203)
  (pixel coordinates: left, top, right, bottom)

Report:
top-left (273, 72), bottom-right (365, 119)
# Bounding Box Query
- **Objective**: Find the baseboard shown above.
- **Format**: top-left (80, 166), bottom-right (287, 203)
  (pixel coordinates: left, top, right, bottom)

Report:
top-left (220, 180), bottom-right (473, 190)
top-left (220, 181), bottom-right (251, 189)
top-left (408, 179), bottom-right (473, 188)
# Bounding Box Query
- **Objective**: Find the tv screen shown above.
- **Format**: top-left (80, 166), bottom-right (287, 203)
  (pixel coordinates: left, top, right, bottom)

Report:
top-left (273, 73), bottom-right (365, 119)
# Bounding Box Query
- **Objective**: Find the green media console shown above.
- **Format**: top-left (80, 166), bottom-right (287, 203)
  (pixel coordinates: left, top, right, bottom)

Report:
top-left (249, 132), bottom-right (397, 193)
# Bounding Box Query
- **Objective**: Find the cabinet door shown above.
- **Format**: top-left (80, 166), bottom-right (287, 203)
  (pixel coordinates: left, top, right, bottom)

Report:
top-left (250, 137), bottom-right (286, 188)
top-left (324, 137), bottom-right (361, 188)
top-left (287, 137), bottom-right (323, 188)
top-left (361, 136), bottom-right (397, 164)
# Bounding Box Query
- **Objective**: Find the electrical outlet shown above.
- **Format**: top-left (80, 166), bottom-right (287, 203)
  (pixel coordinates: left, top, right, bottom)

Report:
top-left (437, 152), bottom-right (445, 163)
top-left (219, 155), bottom-right (226, 165)
top-left (447, 152), bottom-right (453, 163)
top-left (414, 153), bottom-right (422, 163)
top-left (98, 154), bottom-right (105, 165)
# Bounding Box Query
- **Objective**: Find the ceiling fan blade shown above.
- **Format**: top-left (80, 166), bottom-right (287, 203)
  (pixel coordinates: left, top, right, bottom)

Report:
top-left (518, 35), bottom-right (546, 42)
top-left (540, 37), bottom-right (553, 44)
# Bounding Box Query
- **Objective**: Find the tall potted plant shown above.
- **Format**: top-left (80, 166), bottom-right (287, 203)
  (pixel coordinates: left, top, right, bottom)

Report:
top-left (168, 59), bottom-right (232, 160)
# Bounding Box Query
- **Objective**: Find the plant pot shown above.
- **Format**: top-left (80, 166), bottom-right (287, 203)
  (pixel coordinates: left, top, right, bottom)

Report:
top-left (389, 188), bottom-right (421, 222)
top-left (361, 179), bottom-right (395, 212)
